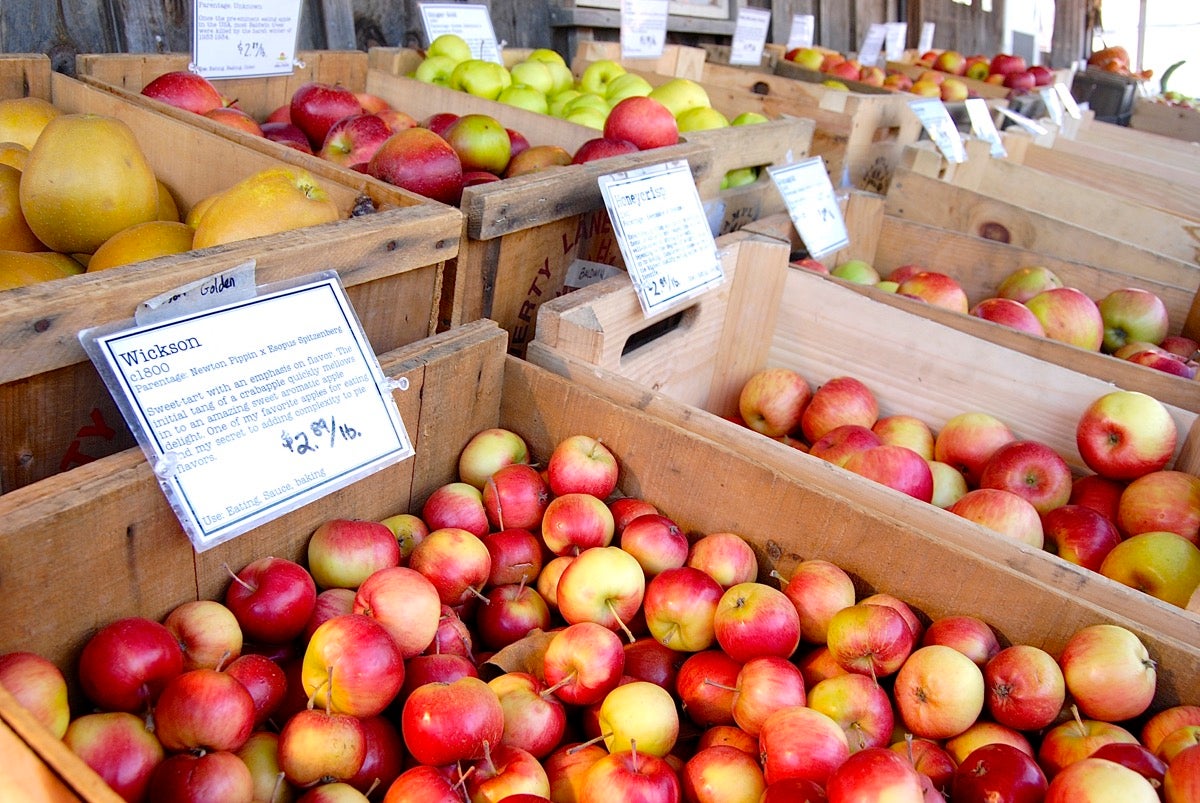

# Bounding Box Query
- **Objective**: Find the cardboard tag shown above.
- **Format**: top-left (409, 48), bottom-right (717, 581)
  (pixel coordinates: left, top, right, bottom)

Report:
top-left (599, 160), bottom-right (724, 317)
top-left (787, 14), bottom-right (815, 50)
top-left (80, 273), bottom-right (413, 552)
top-left (909, 97), bottom-right (967, 163)
top-left (858, 23), bottom-right (887, 67)
top-left (191, 0), bottom-right (302, 78)
top-left (965, 98), bottom-right (1007, 158)
top-left (885, 23), bottom-right (908, 64)
top-left (768, 156), bottom-right (850, 258)
top-left (918, 22), bottom-right (935, 54)
top-left (564, 259), bottom-right (625, 292)
top-left (730, 7), bottom-right (771, 66)
top-left (420, 3), bottom-right (502, 64)
top-left (620, 0), bottom-right (668, 59)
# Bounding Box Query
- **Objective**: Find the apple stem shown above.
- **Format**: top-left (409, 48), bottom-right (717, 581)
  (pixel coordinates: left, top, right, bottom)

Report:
top-left (364, 779), bottom-right (381, 798)
top-left (541, 672), bottom-right (576, 697)
top-left (903, 732), bottom-right (915, 764)
top-left (488, 477), bottom-right (505, 530)
top-left (482, 739), bottom-right (497, 775)
top-left (214, 650), bottom-right (232, 673)
top-left (270, 772), bottom-right (286, 803)
top-left (453, 763), bottom-right (475, 793)
top-left (702, 678), bottom-right (739, 692)
top-left (223, 562), bottom-right (256, 593)
top-left (468, 585), bottom-right (490, 603)
top-left (1070, 703), bottom-right (1086, 735)
top-left (768, 568), bottom-right (789, 586)
top-left (605, 600), bottom-right (637, 643)
top-left (630, 738), bottom-right (640, 772)
top-left (567, 733), bottom-right (608, 754)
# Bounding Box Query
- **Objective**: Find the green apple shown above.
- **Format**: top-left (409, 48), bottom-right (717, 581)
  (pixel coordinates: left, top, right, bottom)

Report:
top-left (831, 259), bottom-right (881, 285)
top-left (579, 59), bottom-right (627, 96)
top-left (414, 55), bottom-right (458, 86)
top-left (548, 89), bottom-right (582, 117)
top-left (450, 59), bottom-right (512, 100)
top-left (876, 280), bottom-right (900, 293)
top-left (497, 84), bottom-right (549, 115)
top-left (604, 73), bottom-right (654, 106)
top-left (545, 61), bottom-right (577, 96)
top-left (427, 33), bottom-right (473, 64)
top-left (677, 106), bottom-right (730, 132)
top-left (731, 111), bottom-right (769, 126)
top-left (525, 48), bottom-right (568, 67)
top-left (648, 78), bottom-right (711, 118)
top-left (720, 167), bottom-right (758, 190)
top-left (563, 93), bottom-right (610, 116)
top-left (563, 106), bottom-right (608, 130)
top-left (509, 60), bottom-right (555, 95)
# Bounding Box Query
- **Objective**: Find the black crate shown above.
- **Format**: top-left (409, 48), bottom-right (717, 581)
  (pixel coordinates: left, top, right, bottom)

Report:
top-left (1071, 67), bottom-right (1139, 125)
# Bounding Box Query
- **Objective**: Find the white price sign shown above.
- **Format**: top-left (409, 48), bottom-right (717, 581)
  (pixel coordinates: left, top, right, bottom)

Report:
top-left (965, 98), bottom-right (1007, 158)
top-left (767, 157), bottom-right (850, 258)
top-left (918, 22), bottom-right (936, 55)
top-left (885, 22), bottom-right (908, 64)
top-left (730, 7), bottom-right (771, 66)
top-left (420, 3), bottom-right (502, 64)
top-left (1055, 82), bottom-right (1082, 119)
top-left (997, 105), bottom-right (1049, 136)
top-left (787, 14), bottom-right (815, 50)
top-left (858, 23), bottom-right (887, 67)
top-left (621, 0), bottom-right (668, 59)
top-left (599, 160), bottom-right (724, 317)
top-left (80, 274), bottom-right (414, 553)
top-left (1039, 86), bottom-right (1065, 126)
top-left (908, 97), bottom-right (967, 163)
top-left (191, 0), bottom-right (302, 78)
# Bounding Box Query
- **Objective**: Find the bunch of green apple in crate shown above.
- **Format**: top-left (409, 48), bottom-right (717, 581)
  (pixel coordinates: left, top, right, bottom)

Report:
top-left (2, 425), bottom-right (1198, 803)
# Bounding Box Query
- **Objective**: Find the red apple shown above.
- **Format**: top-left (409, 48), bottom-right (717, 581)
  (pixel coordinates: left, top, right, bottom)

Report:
top-left (458, 427), bottom-right (530, 489)
top-left (303, 613), bottom-right (405, 718)
top-left (843, 444), bottom-right (935, 503)
top-left (204, 106), bottom-right (264, 136)
top-left (623, 637), bottom-right (685, 691)
top-left (759, 705), bottom-right (851, 786)
top-left (141, 70), bottom-right (226, 114)
top-left (610, 497), bottom-right (660, 534)
top-left (1045, 756), bottom-right (1160, 802)
top-left (307, 518), bottom-right (401, 591)
top-left (713, 582), bottom-right (801, 663)
top-left (825, 746), bottom-right (926, 803)
top-left (421, 111), bottom-right (460, 138)
top-left (952, 742), bottom-right (1048, 803)
top-left (153, 667), bottom-right (255, 753)
top-left (401, 675), bottom-right (504, 767)
top-left (63, 711), bottom-right (163, 801)
top-left (970, 297), bottom-right (1048, 336)
top-left (421, 481), bottom-right (489, 537)
top-left (577, 746), bottom-right (681, 803)
top-left (620, 513), bottom-right (689, 576)
top-left (542, 621), bottom-right (626, 706)
top-left (556, 545), bottom-right (645, 639)
top-left (381, 764), bottom-right (461, 802)
top-left (1059, 624), bottom-right (1156, 723)
top-left (808, 424), bottom-right (883, 468)
top-left (290, 81), bottom-right (363, 149)
top-left (571, 137), bottom-right (640, 164)
top-left (425, 604), bottom-right (474, 660)
top-left (483, 463), bottom-right (551, 532)
top-left (489, 671), bottom-right (568, 759)
top-left (0, 651), bottom-right (70, 738)
top-left (353, 564), bottom-right (441, 657)
top-left (484, 528), bottom-right (544, 587)
top-left (1164, 743), bottom-right (1200, 802)
top-left (894, 645), bottom-right (985, 740)
top-left (278, 707), bottom-right (366, 788)
top-left (797, 645), bottom-right (849, 688)
top-left (807, 672), bottom-right (894, 753)
top-left (409, 526), bottom-right (491, 607)
top-left (800, 377), bottom-right (879, 444)
top-left (547, 434), bottom-right (619, 498)
top-left (77, 616), bottom-right (184, 713)
top-left (731, 656), bottom-right (807, 737)
top-left (892, 736), bottom-right (956, 792)
top-left (465, 743), bottom-right (551, 802)
top-left (683, 744), bottom-right (767, 803)
top-left (1098, 287), bottom-right (1170, 353)
top-left (643, 565), bottom-right (723, 652)
top-left (779, 559), bottom-right (857, 645)
top-left (948, 488), bottom-right (1045, 549)
top-left (896, 271), bottom-right (969, 313)
top-left (921, 615), bottom-right (1000, 667)
top-left (1025, 287), bottom-right (1105, 351)
top-left (319, 112), bottom-right (393, 167)
top-left (1076, 390), bottom-right (1177, 481)
top-left (1125, 347), bottom-right (1199, 379)
top-left (603, 96), bottom-right (679, 151)
top-left (224, 653), bottom-right (287, 728)
top-left (262, 120), bottom-right (316, 154)
top-left (541, 492), bottom-right (616, 556)
top-left (1142, 705), bottom-right (1200, 755)
top-left (1116, 470), bottom-right (1200, 542)
top-left (367, 127), bottom-right (464, 205)
top-left (1090, 742), bottom-right (1167, 785)
top-left (978, 439), bottom-right (1073, 516)
top-left (1004, 71), bottom-right (1037, 92)
top-left (984, 644), bottom-right (1066, 731)
top-left (686, 532), bottom-right (759, 589)
top-left (1042, 504), bottom-right (1122, 571)
top-left (303, 587), bottom-right (357, 643)
top-left (738, 368), bottom-right (812, 438)
top-left (871, 415), bottom-right (935, 461)
top-left (544, 742), bottom-right (607, 803)
top-left (1038, 714), bottom-right (1140, 777)
top-left (225, 555), bottom-right (318, 645)
top-left (1070, 473), bottom-right (1126, 522)
top-left (934, 412), bottom-right (1016, 488)
top-left (675, 649), bottom-right (741, 728)
top-left (476, 582), bottom-right (552, 650)
top-left (147, 750), bottom-right (254, 802)
top-left (698, 724), bottom-right (757, 754)
top-left (825, 602), bottom-right (915, 679)
top-left (989, 54), bottom-right (1028, 76)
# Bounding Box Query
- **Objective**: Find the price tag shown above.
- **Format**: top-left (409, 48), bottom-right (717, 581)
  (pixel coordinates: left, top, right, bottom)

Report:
top-left (787, 14), bottom-right (815, 50)
top-left (79, 273), bottom-right (414, 552)
top-left (997, 105), bottom-right (1050, 136)
top-left (621, 0), bottom-right (668, 59)
top-left (1038, 86), bottom-right (1065, 126)
top-left (918, 22), bottom-right (935, 55)
top-left (419, 3), bottom-right (502, 64)
top-left (767, 157), bottom-right (850, 258)
top-left (599, 160), bottom-right (724, 317)
top-left (191, 0), bottom-right (302, 78)
top-left (908, 97), bottom-right (967, 163)
top-left (1054, 82), bottom-right (1082, 119)
top-left (884, 22), bottom-right (908, 64)
top-left (858, 23), bottom-right (887, 67)
top-left (729, 7), bottom-right (771, 66)
top-left (965, 98), bottom-right (1007, 158)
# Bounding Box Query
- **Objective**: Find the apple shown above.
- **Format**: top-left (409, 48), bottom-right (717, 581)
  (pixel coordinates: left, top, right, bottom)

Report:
top-left (809, 425), bottom-right (882, 471)
top-left (921, 614), bottom-right (1000, 667)
top-left (579, 59), bottom-right (628, 95)
top-left (303, 613), bottom-right (405, 718)
top-left (675, 649), bottom-right (740, 728)
top-left (623, 637), bottom-right (684, 692)
top-left (225, 555), bottom-right (317, 645)
top-left (303, 587), bottom-right (356, 643)
top-left (544, 742), bottom-right (607, 803)
top-left (892, 735), bottom-right (956, 792)
top-left (1117, 470), bottom-right (1200, 542)
top-left (378, 512), bottom-right (428, 560)
top-left (457, 427), bottom-right (529, 489)
top-left (1059, 624), bottom-right (1156, 723)
top-left (1025, 287), bottom-right (1105, 351)
top-left (1076, 390), bottom-right (1177, 481)
top-left (825, 746), bottom-right (926, 803)
top-left (685, 531), bottom-right (758, 590)
top-left (714, 581), bottom-right (801, 663)
top-left (556, 545), bottom-right (645, 640)
top-left (1045, 756), bottom-right (1160, 802)
top-left (1161, 334), bottom-right (1200, 360)
top-left (990, 53), bottom-right (1028, 76)
top-left (476, 582), bottom-right (552, 650)
top-left (598, 679), bottom-right (680, 756)
top-left (77, 616), bottom-right (184, 713)
top-left (0, 651), bottom-right (70, 738)
top-left (1142, 705), bottom-right (1200, 755)
top-left (450, 59), bottom-right (513, 100)
top-left (1070, 473), bottom-right (1126, 522)
top-left (409, 526), bottom-right (491, 607)
top-left (307, 518), bottom-right (401, 590)
top-left (571, 136), bottom-right (640, 164)
top-left (1125, 347), bottom-right (1199, 378)
top-left (945, 720), bottom-right (1035, 765)
top-left (603, 96), bottom-right (679, 151)
top-left (421, 481), bottom-right (489, 538)
top-left (970, 297), bottom-right (1048, 336)
top-left (965, 57), bottom-right (992, 81)
top-left (536, 554), bottom-right (573, 611)
top-left (1100, 530), bottom-right (1200, 607)
top-left (789, 47), bottom-right (826, 71)
top-left (204, 106), bottom-right (264, 136)
top-left (1038, 715), bottom-right (1140, 777)
top-left (948, 488), bottom-right (1045, 548)
top-left (1004, 71), bottom-right (1037, 92)
top-left (352, 564), bottom-right (441, 658)
top-left (800, 376), bottom-right (879, 445)
top-left (442, 113), bottom-right (512, 176)
top-left (483, 528), bottom-right (544, 587)
top-left (368, 127), bottom-right (464, 205)
top-left (504, 144), bottom-right (574, 177)
top-left (63, 711), bottom-right (163, 802)
top-left (401, 675), bottom-right (504, 767)
top-left (1090, 742), bottom-right (1167, 785)
top-left (759, 705), bottom-right (851, 786)
top-left (381, 764), bottom-right (461, 802)
top-left (893, 645), bottom-right (985, 740)
top-left (541, 492), bottom-right (616, 556)
top-left (858, 66), bottom-right (887, 87)
top-left (807, 672), bottom-right (895, 753)
top-left (141, 70), bottom-right (227, 114)
top-left (147, 750), bottom-right (255, 802)
top-left (647, 77), bottom-right (711, 118)
top-left (871, 415), bottom-right (935, 461)
top-left (730, 656), bottom-right (807, 737)
top-left (489, 671), bottom-right (567, 759)
top-left (482, 463), bottom-right (550, 533)
top-left (547, 434), bottom-right (619, 499)
top-left (643, 565), bottom-right (723, 652)
top-left (737, 367), bottom-right (811, 438)
top-left (843, 444), bottom-right (935, 503)
top-left (825, 602), bottom-right (915, 679)
top-left (278, 706), bottom-right (366, 788)
top-left (952, 743), bottom-right (1048, 803)
top-left (1042, 504), bottom-right (1123, 571)
top-left (677, 106), bottom-right (731, 132)
top-left (883, 73), bottom-right (915, 92)
top-left (779, 558), bottom-right (856, 645)
top-left (542, 621), bottom-right (625, 706)
top-left (827, 60), bottom-right (864, 81)
top-left (298, 782), bottom-right (370, 801)
top-left (683, 744), bottom-right (767, 803)
top-left (831, 259), bottom-right (881, 285)
top-left (153, 667), bottom-right (256, 753)
top-left (797, 645), bottom-right (848, 687)
top-left (1164, 745), bottom-right (1200, 803)
top-left (577, 746), bottom-right (681, 803)
top-left (995, 265), bottom-right (1063, 303)
top-left (318, 113), bottom-right (392, 168)
top-left (619, 513), bottom-right (689, 577)
top-left (1098, 288), bottom-right (1170, 353)
top-left (909, 79), bottom-right (942, 97)
top-left (978, 439), bottom-right (1073, 516)
top-left (262, 121), bottom-right (315, 154)
top-left (933, 50), bottom-right (968, 75)
top-left (1158, 727), bottom-right (1200, 762)
top-left (697, 724), bottom-right (757, 754)
top-left (289, 82), bottom-right (362, 149)
top-left (940, 77), bottom-right (971, 102)
top-left (425, 604), bottom-right (474, 659)
top-left (984, 644), bottom-right (1066, 731)
top-left (929, 460), bottom-right (970, 509)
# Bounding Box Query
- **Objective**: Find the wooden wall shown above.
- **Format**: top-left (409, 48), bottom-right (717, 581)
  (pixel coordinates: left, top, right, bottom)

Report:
top-left (1, 0), bottom-right (1089, 75)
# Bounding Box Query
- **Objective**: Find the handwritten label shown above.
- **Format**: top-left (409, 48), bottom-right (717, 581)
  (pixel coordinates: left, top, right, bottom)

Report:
top-left (80, 275), bottom-right (413, 552)
top-left (620, 0), bottom-right (668, 60)
top-left (768, 157), bottom-right (850, 258)
top-left (730, 7), bottom-right (772, 66)
top-left (918, 22), bottom-right (935, 54)
top-left (1039, 86), bottom-right (1064, 126)
top-left (191, 0), bottom-right (301, 78)
top-left (858, 23), bottom-right (887, 67)
top-left (564, 259), bottom-right (625, 292)
top-left (787, 14), bottom-right (815, 50)
top-left (599, 160), bottom-right (724, 317)
top-left (1054, 82), bottom-right (1082, 119)
top-left (138, 262), bottom-right (256, 325)
top-left (885, 22), bottom-right (908, 64)
top-left (965, 98), bottom-right (1007, 158)
top-left (419, 3), bottom-right (502, 64)
top-left (908, 97), bottom-right (967, 163)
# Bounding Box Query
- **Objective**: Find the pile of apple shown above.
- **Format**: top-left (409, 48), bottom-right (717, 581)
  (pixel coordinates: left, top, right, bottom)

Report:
top-left (913, 50), bottom-right (1057, 94)
top-left (0, 95), bottom-right (341, 290)
top-left (796, 256), bottom-right (1199, 380)
top-left (2, 427), bottom-right (1200, 802)
top-left (733, 361), bottom-right (1200, 609)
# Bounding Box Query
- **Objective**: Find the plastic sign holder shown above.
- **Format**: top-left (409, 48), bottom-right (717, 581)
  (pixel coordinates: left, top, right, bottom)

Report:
top-left (918, 22), bottom-right (935, 55)
top-left (79, 270), bottom-right (414, 553)
top-left (768, 156), bottom-right (850, 259)
top-left (997, 105), bottom-right (1050, 137)
top-left (884, 23), bottom-right (908, 64)
top-left (621, 0), bottom-right (669, 60)
top-left (1039, 85), bottom-right (1065, 127)
top-left (787, 14), bottom-right (815, 50)
top-left (191, 0), bottom-right (302, 78)
top-left (1054, 83), bottom-right (1082, 119)
top-left (420, 3), bottom-right (503, 64)
top-left (729, 7), bottom-right (772, 67)
top-left (965, 98), bottom-right (1007, 158)
top-left (908, 97), bottom-right (967, 163)
top-left (858, 23), bottom-right (887, 67)
top-left (598, 159), bottom-right (724, 317)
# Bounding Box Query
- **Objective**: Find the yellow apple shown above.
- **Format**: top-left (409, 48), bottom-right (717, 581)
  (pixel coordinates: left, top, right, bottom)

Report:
top-left (510, 60), bottom-right (556, 95)
top-left (731, 111), bottom-right (769, 126)
top-left (0, 163), bottom-right (43, 251)
top-left (0, 250), bottom-right (79, 289)
top-left (0, 97), bottom-right (61, 149)
top-left (1099, 531), bottom-right (1200, 607)
top-left (450, 59), bottom-right (512, 100)
top-left (604, 73), bottom-right (654, 106)
top-left (426, 33), bottom-right (473, 64)
top-left (0, 141), bottom-right (29, 170)
top-left (86, 220), bottom-right (195, 272)
top-left (191, 168), bottom-right (340, 249)
top-left (677, 106), bottom-right (730, 132)
top-left (578, 59), bottom-right (627, 96)
top-left (648, 78), bottom-right (711, 117)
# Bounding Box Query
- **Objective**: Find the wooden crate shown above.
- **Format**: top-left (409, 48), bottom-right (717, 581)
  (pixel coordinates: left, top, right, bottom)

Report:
top-left (1065, 112), bottom-right (1200, 165)
top-left (1130, 96), bottom-right (1200, 143)
top-left (739, 194), bottom-right (1200, 413)
top-left (3, 318), bottom-right (1200, 800)
top-left (882, 60), bottom-right (1012, 100)
top-left (884, 164), bottom-right (1200, 293)
top-left (529, 232), bottom-right (1200, 640)
top-left (0, 58), bottom-right (460, 495)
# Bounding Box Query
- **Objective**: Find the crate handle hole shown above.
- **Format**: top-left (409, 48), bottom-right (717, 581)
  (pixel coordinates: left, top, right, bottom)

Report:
top-left (620, 309), bottom-right (690, 359)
